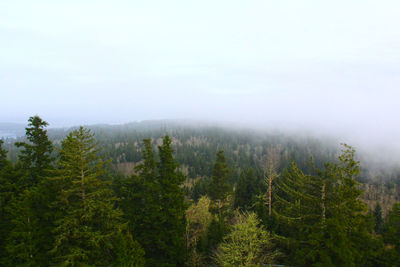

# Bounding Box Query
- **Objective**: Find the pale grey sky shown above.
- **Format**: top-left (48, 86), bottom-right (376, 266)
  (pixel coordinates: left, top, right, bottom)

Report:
top-left (0, 0), bottom-right (399, 147)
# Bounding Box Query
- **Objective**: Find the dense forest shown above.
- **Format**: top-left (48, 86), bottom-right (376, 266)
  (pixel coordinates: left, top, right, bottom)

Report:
top-left (1, 116), bottom-right (400, 266)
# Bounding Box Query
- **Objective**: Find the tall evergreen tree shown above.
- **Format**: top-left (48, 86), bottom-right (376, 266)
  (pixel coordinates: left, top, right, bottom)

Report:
top-left (0, 140), bottom-right (17, 264)
top-left (208, 150), bottom-right (232, 202)
top-left (385, 202), bottom-right (400, 260)
top-left (157, 135), bottom-right (187, 266)
top-left (51, 127), bottom-right (142, 266)
top-left (234, 168), bottom-right (258, 210)
top-left (130, 139), bottom-right (162, 266)
top-left (0, 140), bottom-right (7, 168)
top-left (274, 144), bottom-right (376, 266)
top-left (374, 203), bottom-right (384, 234)
top-left (131, 136), bottom-right (187, 266)
top-left (15, 115), bottom-right (53, 187)
top-left (5, 116), bottom-right (55, 266)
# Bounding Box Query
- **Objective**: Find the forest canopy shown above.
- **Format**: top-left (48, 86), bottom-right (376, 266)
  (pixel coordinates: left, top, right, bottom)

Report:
top-left (1, 116), bottom-right (400, 266)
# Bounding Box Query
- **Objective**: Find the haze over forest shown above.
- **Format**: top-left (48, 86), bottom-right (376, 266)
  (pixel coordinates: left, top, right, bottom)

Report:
top-left (1, 0), bottom-right (400, 152)
top-left (2, 1), bottom-right (400, 266)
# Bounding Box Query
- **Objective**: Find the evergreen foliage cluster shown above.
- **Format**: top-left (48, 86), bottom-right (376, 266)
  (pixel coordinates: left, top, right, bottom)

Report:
top-left (1, 116), bottom-right (400, 266)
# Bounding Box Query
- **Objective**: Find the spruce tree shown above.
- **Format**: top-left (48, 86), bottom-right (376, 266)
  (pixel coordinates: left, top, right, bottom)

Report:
top-left (274, 144), bottom-right (375, 266)
top-left (385, 203), bottom-right (400, 259)
top-left (0, 141), bottom-right (17, 264)
top-left (234, 168), bottom-right (258, 210)
top-left (5, 116), bottom-right (55, 266)
top-left (131, 136), bottom-right (186, 266)
top-left (156, 135), bottom-right (186, 266)
top-left (50, 127), bottom-right (142, 266)
top-left (0, 140), bottom-right (7, 169)
top-left (374, 203), bottom-right (384, 234)
top-left (15, 115), bottom-right (53, 187)
top-left (130, 139), bottom-right (163, 266)
top-left (208, 150), bottom-right (231, 202)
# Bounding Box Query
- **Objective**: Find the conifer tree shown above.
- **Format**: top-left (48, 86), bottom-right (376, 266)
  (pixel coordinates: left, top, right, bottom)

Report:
top-left (131, 136), bottom-right (187, 266)
top-left (374, 203), bottom-right (384, 234)
top-left (5, 116), bottom-right (55, 266)
top-left (130, 139), bottom-right (163, 266)
top-left (0, 140), bottom-right (17, 264)
top-left (51, 127), bottom-right (142, 266)
top-left (15, 115), bottom-right (53, 187)
top-left (385, 202), bottom-right (400, 259)
top-left (234, 168), bottom-right (258, 210)
top-left (5, 188), bottom-right (44, 266)
top-left (0, 140), bottom-right (7, 169)
top-left (156, 135), bottom-right (187, 266)
top-left (274, 144), bottom-right (375, 266)
top-left (208, 150), bottom-right (231, 202)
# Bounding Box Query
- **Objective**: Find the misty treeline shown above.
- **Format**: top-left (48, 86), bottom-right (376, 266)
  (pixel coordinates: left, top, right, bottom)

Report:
top-left (1, 116), bottom-right (400, 266)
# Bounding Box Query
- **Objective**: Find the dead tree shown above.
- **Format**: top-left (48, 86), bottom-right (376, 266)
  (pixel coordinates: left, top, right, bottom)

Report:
top-left (263, 145), bottom-right (282, 217)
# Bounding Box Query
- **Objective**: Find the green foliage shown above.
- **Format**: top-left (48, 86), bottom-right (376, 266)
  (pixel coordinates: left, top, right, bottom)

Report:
top-left (191, 176), bottom-right (210, 202)
top-left (385, 203), bottom-right (400, 256)
top-left (205, 216), bottom-right (229, 254)
top-left (15, 116), bottom-right (53, 187)
top-left (234, 168), bottom-right (259, 210)
top-left (3, 116), bottom-right (55, 266)
top-left (0, 140), bottom-right (7, 168)
top-left (274, 144), bottom-right (377, 266)
top-left (5, 188), bottom-right (43, 266)
top-left (125, 136), bottom-right (187, 266)
top-left (186, 196), bottom-right (213, 266)
top-left (50, 127), bottom-right (131, 266)
top-left (2, 118), bottom-right (399, 266)
top-left (0, 140), bottom-right (14, 261)
top-left (215, 212), bottom-right (280, 267)
top-left (114, 231), bottom-right (146, 267)
top-left (156, 135), bottom-right (187, 265)
top-left (374, 203), bottom-right (384, 234)
top-left (128, 139), bottom-right (163, 266)
top-left (208, 150), bottom-right (232, 202)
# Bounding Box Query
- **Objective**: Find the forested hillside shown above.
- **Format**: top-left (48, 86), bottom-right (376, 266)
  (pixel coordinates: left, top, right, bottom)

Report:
top-left (1, 116), bottom-right (400, 266)
top-left (6, 118), bottom-right (399, 214)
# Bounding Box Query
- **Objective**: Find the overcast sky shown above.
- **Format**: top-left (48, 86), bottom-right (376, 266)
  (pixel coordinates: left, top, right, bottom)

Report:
top-left (0, 0), bottom-right (399, 147)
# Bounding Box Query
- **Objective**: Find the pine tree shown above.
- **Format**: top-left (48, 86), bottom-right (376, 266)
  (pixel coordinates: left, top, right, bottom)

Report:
top-left (0, 140), bottom-right (7, 169)
top-left (15, 115), bottom-right (53, 187)
top-left (156, 135), bottom-right (187, 266)
top-left (234, 168), bottom-right (258, 210)
top-left (5, 188), bottom-right (44, 266)
top-left (4, 116), bottom-right (55, 266)
top-left (385, 203), bottom-right (400, 259)
top-left (130, 139), bottom-right (163, 266)
top-left (130, 136), bottom-right (187, 266)
top-left (374, 203), bottom-right (384, 234)
top-left (274, 144), bottom-right (375, 266)
top-left (0, 140), bottom-right (17, 264)
top-left (50, 127), bottom-right (141, 266)
top-left (208, 150), bottom-right (232, 202)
